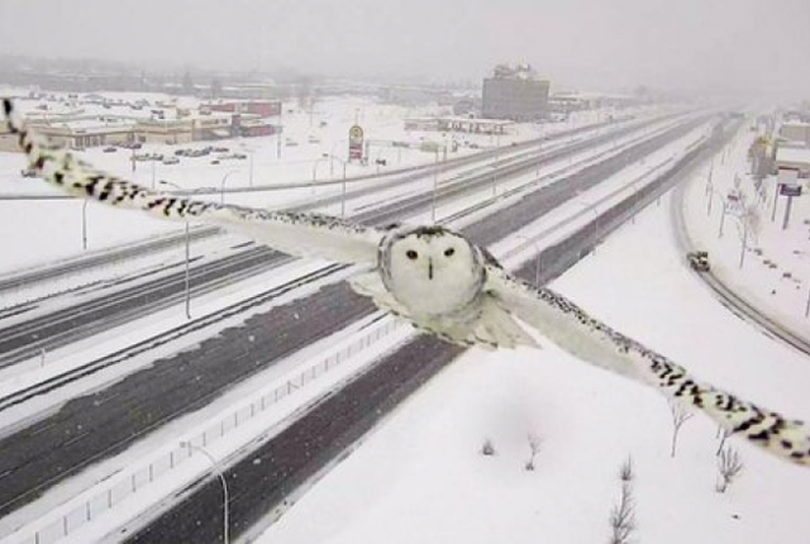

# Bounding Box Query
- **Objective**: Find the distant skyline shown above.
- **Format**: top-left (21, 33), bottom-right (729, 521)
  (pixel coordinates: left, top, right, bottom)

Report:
top-left (1, 0), bottom-right (808, 99)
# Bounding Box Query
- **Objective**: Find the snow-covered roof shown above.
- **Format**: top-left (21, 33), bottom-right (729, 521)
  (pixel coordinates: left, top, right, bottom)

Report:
top-left (781, 120), bottom-right (810, 128)
top-left (776, 145), bottom-right (810, 164)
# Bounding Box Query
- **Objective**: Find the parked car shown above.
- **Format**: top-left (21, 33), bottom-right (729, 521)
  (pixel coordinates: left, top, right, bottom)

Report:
top-left (687, 251), bottom-right (710, 272)
top-left (103, 146), bottom-right (117, 153)
top-left (20, 168), bottom-right (37, 178)
top-left (162, 157), bottom-right (180, 165)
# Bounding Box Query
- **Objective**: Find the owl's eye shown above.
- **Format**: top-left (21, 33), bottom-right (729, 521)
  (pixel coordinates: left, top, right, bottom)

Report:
top-left (444, 247), bottom-right (455, 257)
top-left (406, 249), bottom-right (418, 260)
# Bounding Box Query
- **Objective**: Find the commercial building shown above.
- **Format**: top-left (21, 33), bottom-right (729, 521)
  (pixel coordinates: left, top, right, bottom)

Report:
top-left (482, 64), bottom-right (550, 121)
top-left (135, 118), bottom-right (194, 145)
top-left (0, 97), bottom-right (282, 151)
top-left (205, 100), bottom-right (281, 118)
top-left (778, 122), bottom-right (810, 147)
top-left (404, 116), bottom-right (514, 134)
top-left (6, 115), bottom-right (139, 149)
top-left (775, 145), bottom-right (810, 177)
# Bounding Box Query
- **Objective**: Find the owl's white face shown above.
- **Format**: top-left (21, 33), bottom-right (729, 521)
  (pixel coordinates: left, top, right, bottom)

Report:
top-left (383, 227), bottom-right (484, 317)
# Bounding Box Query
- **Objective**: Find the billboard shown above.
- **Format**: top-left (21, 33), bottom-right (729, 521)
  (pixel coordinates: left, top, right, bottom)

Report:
top-left (777, 166), bottom-right (799, 186)
top-left (779, 184), bottom-right (802, 197)
top-left (348, 125), bottom-right (364, 161)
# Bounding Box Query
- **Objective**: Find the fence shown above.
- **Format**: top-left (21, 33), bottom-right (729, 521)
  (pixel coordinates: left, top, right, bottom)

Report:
top-left (12, 316), bottom-right (401, 544)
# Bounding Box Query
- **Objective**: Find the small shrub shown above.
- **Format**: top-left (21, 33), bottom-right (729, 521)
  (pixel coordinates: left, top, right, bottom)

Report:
top-left (716, 446), bottom-right (744, 493)
top-left (609, 456), bottom-right (637, 544)
top-left (619, 456), bottom-right (634, 482)
top-left (481, 438), bottom-right (495, 456)
top-left (609, 483), bottom-right (636, 544)
top-left (669, 400), bottom-right (694, 458)
top-left (525, 433), bottom-right (542, 471)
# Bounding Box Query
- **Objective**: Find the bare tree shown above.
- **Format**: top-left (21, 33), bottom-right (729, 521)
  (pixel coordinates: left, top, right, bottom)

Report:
top-left (716, 446), bottom-right (744, 493)
top-left (609, 484), bottom-right (636, 544)
top-left (716, 426), bottom-right (731, 456)
top-left (609, 456), bottom-right (637, 544)
top-left (481, 438), bottom-right (495, 456)
top-left (668, 400), bottom-right (694, 458)
top-left (525, 433), bottom-right (542, 471)
top-left (618, 456), bottom-right (634, 483)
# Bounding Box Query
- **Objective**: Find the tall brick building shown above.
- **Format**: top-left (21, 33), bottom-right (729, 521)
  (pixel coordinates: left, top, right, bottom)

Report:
top-left (482, 64), bottom-right (550, 121)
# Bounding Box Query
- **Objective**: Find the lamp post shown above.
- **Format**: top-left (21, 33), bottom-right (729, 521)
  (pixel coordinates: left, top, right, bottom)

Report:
top-left (220, 170), bottom-right (238, 205)
top-left (717, 197), bottom-right (731, 238)
top-left (329, 155), bottom-right (349, 218)
top-left (516, 235), bottom-right (542, 286)
top-left (734, 216), bottom-right (750, 269)
top-left (312, 157), bottom-right (330, 183)
top-left (159, 181), bottom-right (192, 319)
top-left (181, 441), bottom-right (229, 544)
top-left (492, 133), bottom-right (501, 197)
top-left (706, 180), bottom-right (715, 216)
top-left (81, 199), bottom-right (88, 250)
top-left (431, 148), bottom-right (439, 222)
top-left (577, 197), bottom-right (600, 254)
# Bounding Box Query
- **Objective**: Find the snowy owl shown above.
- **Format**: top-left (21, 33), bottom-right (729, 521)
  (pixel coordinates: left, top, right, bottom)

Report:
top-left (3, 97), bottom-right (809, 467)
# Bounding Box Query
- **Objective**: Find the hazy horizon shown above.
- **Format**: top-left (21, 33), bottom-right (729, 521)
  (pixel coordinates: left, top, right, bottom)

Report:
top-left (1, 0), bottom-right (808, 99)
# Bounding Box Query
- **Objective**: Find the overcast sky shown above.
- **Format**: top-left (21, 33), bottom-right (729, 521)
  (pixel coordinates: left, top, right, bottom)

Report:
top-left (1, 0), bottom-right (808, 98)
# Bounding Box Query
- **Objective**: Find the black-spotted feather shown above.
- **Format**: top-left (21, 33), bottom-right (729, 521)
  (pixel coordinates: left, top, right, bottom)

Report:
top-left (487, 266), bottom-right (810, 467)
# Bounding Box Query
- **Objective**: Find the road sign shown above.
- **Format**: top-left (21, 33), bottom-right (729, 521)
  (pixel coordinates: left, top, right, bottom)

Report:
top-left (779, 184), bottom-right (802, 197)
top-left (348, 125), bottom-right (364, 161)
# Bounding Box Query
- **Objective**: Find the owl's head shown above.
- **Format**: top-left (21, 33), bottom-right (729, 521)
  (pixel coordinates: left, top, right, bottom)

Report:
top-left (381, 226), bottom-right (485, 316)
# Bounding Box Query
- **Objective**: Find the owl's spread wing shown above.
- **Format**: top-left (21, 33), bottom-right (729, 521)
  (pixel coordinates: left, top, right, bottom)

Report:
top-left (2, 98), bottom-right (382, 264)
top-left (486, 264), bottom-right (810, 467)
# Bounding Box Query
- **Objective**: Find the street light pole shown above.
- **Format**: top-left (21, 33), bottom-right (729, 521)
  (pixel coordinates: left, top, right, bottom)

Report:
top-left (431, 148), bottom-right (439, 222)
top-left (492, 136), bottom-right (500, 197)
top-left (578, 198), bottom-right (600, 254)
top-left (718, 200), bottom-right (728, 238)
top-left (516, 235), bottom-right (542, 286)
top-left (181, 442), bottom-right (229, 544)
top-left (160, 181), bottom-right (191, 319)
top-left (220, 171), bottom-right (237, 205)
top-left (81, 199), bottom-right (88, 250)
top-left (340, 161), bottom-right (348, 218)
top-left (706, 181), bottom-right (714, 216)
top-left (738, 219), bottom-right (748, 269)
top-left (183, 221), bottom-right (191, 319)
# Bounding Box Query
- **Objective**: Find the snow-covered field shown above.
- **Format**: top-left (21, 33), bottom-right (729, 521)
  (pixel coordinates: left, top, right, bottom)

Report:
top-left (682, 126), bottom-right (810, 340)
top-left (2, 91), bottom-right (808, 543)
top-left (256, 127), bottom-right (810, 543)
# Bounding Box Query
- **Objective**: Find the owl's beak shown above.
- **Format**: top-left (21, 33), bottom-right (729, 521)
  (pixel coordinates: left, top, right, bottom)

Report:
top-left (428, 258), bottom-right (434, 280)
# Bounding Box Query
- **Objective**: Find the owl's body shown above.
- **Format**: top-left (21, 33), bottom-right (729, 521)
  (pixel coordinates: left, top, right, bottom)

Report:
top-left (3, 97), bottom-right (810, 468)
top-left (351, 224), bottom-right (537, 349)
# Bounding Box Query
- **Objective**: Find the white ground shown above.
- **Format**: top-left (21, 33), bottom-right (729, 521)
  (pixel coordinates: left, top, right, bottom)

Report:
top-left (1, 91), bottom-right (808, 543)
top-left (255, 125), bottom-right (810, 543)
